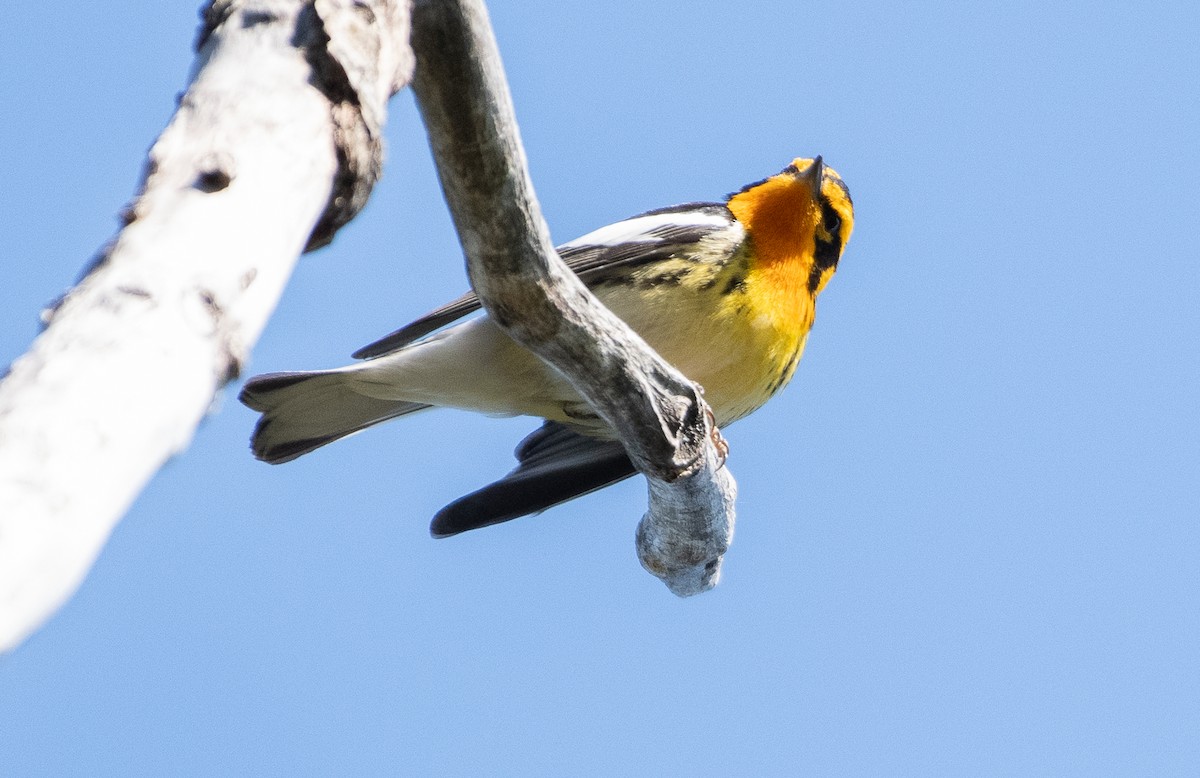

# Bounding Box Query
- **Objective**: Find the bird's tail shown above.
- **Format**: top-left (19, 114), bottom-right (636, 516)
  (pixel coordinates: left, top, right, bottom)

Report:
top-left (239, 369), bottom-right (430, 464)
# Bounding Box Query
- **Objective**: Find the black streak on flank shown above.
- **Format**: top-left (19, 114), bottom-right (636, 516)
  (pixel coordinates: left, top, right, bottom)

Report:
top-left (593, 266), bottom-right (691, 290)
top-left (722, 271), bottom-right (748, 295)
top-left (702, 234), bottom-right (755, 292)
top-left (766, 348), bottom-right (801, 395)
top-left (644, 269), bottom-right (689, 288)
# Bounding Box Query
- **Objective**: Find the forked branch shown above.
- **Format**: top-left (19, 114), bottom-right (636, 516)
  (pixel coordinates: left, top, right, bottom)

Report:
top-left (409, 0), bottom-right (736, 595)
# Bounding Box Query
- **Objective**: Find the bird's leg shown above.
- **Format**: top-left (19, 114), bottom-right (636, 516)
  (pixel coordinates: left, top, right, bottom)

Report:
top-left (704, 404), bottom-right (729, 468)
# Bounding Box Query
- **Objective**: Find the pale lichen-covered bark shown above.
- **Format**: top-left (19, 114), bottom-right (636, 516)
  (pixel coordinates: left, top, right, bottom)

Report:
top-left (409, 0), bottom-right (736, 597)
top-left (0, 0), bottom-right (737, 654)
top-left (0, 0), bottom-right (413, 653)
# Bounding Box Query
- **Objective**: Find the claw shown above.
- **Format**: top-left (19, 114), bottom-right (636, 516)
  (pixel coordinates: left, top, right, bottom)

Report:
top-left (704, 404), bottom-right (729, 467)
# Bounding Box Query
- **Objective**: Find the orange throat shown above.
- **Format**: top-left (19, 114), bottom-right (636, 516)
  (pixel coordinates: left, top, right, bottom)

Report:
top-left (726, 173), bottom-right (823, 333)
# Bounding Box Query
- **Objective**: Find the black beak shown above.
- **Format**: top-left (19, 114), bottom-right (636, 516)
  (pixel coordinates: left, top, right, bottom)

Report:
top-left (797, 155), bottom-right (824, 197)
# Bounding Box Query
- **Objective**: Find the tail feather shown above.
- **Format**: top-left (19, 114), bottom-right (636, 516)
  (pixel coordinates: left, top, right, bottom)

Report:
top-left (240, 370), bottom-right (430, 464)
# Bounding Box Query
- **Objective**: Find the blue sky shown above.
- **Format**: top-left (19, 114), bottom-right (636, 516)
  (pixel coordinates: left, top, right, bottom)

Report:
top-left (2, 1), bottom-right (1198, 774)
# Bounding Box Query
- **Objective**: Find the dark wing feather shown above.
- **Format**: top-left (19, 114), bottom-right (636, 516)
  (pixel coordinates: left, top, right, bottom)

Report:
top-left (430, 422), bottom-right (637, 537)
top-left (634, 201), bottom-right (736, 227)
top-left (352, 203), bottom-right (734, 360)
top-left (351, 291), bottom-right (482, 359)
top-left (555, 202), bottom-right (733, 278)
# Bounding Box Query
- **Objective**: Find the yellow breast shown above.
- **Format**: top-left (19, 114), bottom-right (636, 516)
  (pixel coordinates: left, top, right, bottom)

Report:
top-left (594, 245), bottom-right (815, 428)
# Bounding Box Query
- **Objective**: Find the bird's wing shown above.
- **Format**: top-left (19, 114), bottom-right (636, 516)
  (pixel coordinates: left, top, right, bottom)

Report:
top-left (350, 203), bottom-right (735, 359)
top-left (429, 421), bottom-right (637, 537)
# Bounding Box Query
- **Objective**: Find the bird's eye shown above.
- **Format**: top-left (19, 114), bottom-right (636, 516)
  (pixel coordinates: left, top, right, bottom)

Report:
top-left (824, 208), bottom-right (842, 235)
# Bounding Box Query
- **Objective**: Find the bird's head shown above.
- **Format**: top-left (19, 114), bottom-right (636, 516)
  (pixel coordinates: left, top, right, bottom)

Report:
top-left (727, 156), bottom-right (855, 295)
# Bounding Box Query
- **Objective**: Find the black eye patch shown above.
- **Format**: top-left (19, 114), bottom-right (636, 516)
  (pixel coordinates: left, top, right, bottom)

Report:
top-left (822, 202), bottom-right (842, 236)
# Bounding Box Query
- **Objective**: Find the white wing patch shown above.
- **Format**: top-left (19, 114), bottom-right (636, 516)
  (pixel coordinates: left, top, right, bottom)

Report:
top-left (561, 210), bottom-right (733, 249)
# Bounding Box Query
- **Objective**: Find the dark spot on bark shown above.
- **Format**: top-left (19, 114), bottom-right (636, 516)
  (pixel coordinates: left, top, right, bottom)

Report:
top-left (242, 10), bottom-right (278, 27)
top-left (195, 168), bottom-right (232, 193)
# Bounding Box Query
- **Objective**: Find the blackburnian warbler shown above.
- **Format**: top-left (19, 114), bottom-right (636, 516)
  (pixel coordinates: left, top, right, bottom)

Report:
top-left (240, 157), bottom-right (854, 536)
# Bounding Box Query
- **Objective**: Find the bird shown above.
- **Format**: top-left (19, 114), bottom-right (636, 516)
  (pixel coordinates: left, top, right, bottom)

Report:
top-left (240, 156), bottom-right (854, 537)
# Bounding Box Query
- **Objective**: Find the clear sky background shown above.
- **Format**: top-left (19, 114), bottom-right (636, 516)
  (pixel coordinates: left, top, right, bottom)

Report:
top-left (2, 1), bottom-right (1197, 774)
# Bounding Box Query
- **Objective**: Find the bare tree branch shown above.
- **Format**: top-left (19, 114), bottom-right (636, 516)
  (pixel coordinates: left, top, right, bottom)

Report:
top-left (409, 0), bottom-right (736, 596)
top-left (0, 0), bottom-right (737, 654)
top-left (0, 0), bottom-right (413, 653)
